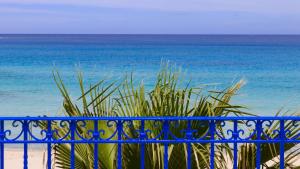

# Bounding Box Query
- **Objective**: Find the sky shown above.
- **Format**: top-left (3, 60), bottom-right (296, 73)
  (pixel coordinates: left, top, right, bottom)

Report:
top-left (0, 0), bottom-right (300, 34)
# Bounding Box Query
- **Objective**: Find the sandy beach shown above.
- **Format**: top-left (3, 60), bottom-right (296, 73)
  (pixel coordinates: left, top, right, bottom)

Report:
top-left (3, 147), bottom-right (300, 169)
top-left (4, 147), bottom-right (47, 169)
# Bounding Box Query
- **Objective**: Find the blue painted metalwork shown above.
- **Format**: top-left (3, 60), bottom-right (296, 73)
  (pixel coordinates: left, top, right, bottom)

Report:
top-left (117, 120), bottom-right (122, 169)
top-left (0, 120), bottom-right (4, 169)
top-left (186, 120), bottom-right (192, 169)
top-left (233, 120), bottom-right (238, 169)
top-left (140, 120), bottom-right (145, 169)
top-left (47, 120), bottom-right (52, 169)
top-left (93, 120), bottom-right (99, 169)
top-left (70, 120), bottom-right (75, 169)
top-left (23, 120), bottom-right (28, 169)
top-left (209, 120), bottom-right (215, 169)
top-left (280, 120), bottom-right (285, 169)
top-left (163, 120), bottom-right (169, 169)
top-left (255, 120), bottom-right (262, 169)
top-left (0, 116), bottom-right (299, 169)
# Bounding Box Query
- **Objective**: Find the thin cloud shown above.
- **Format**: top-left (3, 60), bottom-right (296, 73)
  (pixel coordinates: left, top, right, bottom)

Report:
top-left (1, 0), bottom-right (300, 14)
top-left (0, 0), bottom-right (299, 34)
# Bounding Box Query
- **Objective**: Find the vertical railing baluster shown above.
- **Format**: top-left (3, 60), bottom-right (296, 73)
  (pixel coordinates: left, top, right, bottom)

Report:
top-left (210, 120), bottom-right (215, 169)
top-left (94, 120), bottom-right (99, 169)
top-left (187, 143), bottom-right (191, 169)
top-left (256, 120), bottom-right (261, 169)
top-left (117, 120), bottom-right (123, 169)
top-left (186, 120), bottom-right (192, 169)
top-left (0, 120), bottom-right (4, 169)
top-left (23, 120), bottom-right (28, 169)
top-left (163, 120), bottom-right (169, 169)
top-left (233, 120), bottom-right (238, 169)
top-left (70, 120), bottom-right (75, 169)
top-left (164, 143), bottom-right (168, 169)
top-left (47, 120), bottom-right (52, 169)
top-left (140, 120), bottom-right (145, 169)
top-left (280, 120), bottom-right (285, 169)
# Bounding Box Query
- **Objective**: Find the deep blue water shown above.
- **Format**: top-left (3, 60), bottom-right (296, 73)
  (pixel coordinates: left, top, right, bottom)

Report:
top-left (0, 34), bottom-right (300, 116)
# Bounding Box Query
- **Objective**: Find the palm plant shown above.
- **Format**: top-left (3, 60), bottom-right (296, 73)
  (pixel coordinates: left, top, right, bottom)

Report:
top-left (42, 65), bottom-right (300, 169)
top-left (40, 72), bottom-right (119, 169)
top-left (115, 66), bottom-right (247, 169)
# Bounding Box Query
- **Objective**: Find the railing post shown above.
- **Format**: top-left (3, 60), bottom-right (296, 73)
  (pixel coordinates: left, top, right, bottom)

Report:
top-left (163, 120), bottom-right (169, 169)
top-left (186, 120), bottom-right (192, 169)
top-left (93, 120), bottom-right (99, 169)
top-left (23, 120), bottom-right (28, 169)
top-left (47, 120), bottom-right (52, 169)
top-left (279, 120), bottom-right (285, 169)
top-left (256, 120), bottom-right (261, 169)
top-left (140, 120), bottom-right (146, 169)
top-left (117, 120), bottom-right (123, 169)
top-left (210, 120), bottom-right (215, 169)
top-left (70, 120), bottom-right (75, 169)
top-left (0, 120), bottom-right (4, 169)
top-left (233, 120), bottom-right (238, 169)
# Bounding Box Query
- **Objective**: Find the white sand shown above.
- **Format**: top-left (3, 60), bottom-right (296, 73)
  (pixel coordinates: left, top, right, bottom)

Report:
top-left (4, 147), bottom-right (47, 169)
top-left (3, 147), bottom-right (300, 169)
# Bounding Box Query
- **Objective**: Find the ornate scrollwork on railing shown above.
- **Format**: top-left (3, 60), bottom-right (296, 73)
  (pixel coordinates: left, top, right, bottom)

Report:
top-left (3, 120), bottom-right (24, 141)
top-left (121, 120), bottom-right (139, 140)
top-left (3, 120), bottom-right (23, 141)
top-left (215, 120), bottom-right (234, 140)
top-left (193, 120), bottom-right (210, 140)
top-left (0, 117), bottom-right (300, 143)
top-left (27, 120), bottom-right (48, 141)
top-left (284, 120), bottom-right (300, 140)
top-left (75, 120), bottom-right (94, 141)
top-left (51, 120), bottom-right (71, 141)
top-left (98, 120), bottom-right (118, 141)
top-left (168, 120), bottom-right (184, 140)
top-left (144, 120), bottom-right (164, 140)
top-left (237, 120), bottom-right (257, 140)
top-left (261, 120), bottom-right (281, 140)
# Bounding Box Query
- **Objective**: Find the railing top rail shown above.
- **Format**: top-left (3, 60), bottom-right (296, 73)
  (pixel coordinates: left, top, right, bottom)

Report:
top-left (0, 116), bottom-right (299, 120)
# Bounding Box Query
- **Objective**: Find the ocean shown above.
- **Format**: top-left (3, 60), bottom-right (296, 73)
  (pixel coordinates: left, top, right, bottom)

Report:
top-left (0, 34), bottom-right (300, 116)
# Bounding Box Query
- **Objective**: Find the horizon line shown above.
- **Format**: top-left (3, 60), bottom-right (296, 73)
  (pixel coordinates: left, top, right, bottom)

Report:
top-left (1, 33), bottom-right (300, 36)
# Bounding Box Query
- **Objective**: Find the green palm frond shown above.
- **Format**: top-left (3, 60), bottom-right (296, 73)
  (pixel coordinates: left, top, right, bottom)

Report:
top-left (45, 64), bottom-right (254, 169)
top-left (115, 65), bottom-right (247, 169)
top-left (41, 71), bottom-right (119, 169)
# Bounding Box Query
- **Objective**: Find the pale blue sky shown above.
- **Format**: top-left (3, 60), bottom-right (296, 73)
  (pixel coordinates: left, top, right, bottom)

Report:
top-left (0, 0), bottom-right (300, 34)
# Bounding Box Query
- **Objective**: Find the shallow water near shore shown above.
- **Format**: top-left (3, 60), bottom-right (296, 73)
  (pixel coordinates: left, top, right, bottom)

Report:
top-left (0, 34), bottom-right (300, 116)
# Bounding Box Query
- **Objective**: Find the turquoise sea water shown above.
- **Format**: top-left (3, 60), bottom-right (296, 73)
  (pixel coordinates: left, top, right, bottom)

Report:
top-left (0, 34), bottom-right (300, 116)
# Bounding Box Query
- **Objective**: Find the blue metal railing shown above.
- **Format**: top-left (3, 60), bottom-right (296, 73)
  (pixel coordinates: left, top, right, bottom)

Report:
top-left (0, 116), bottom-right (299, 169)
